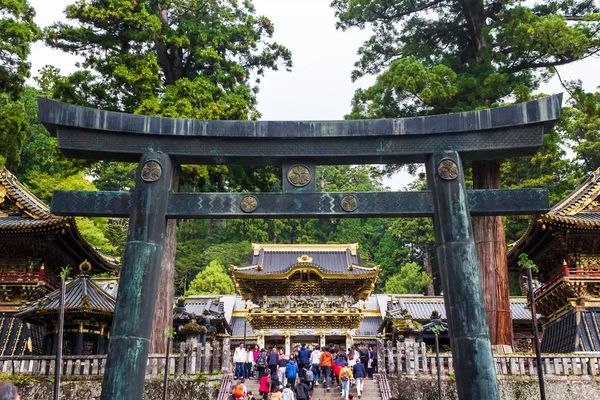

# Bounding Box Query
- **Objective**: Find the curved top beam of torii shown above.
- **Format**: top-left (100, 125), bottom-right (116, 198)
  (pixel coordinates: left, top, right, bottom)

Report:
top-left (37, 95), bottom-right (562, 165)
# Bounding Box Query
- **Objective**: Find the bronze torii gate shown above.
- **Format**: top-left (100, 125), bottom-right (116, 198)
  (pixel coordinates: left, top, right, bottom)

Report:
top-left (38, 95), bottom-right (562, 400)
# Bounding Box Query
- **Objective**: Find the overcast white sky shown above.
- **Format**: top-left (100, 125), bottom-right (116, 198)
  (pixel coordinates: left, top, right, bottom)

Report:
top-left (27, 0), bottom-right (600, 190)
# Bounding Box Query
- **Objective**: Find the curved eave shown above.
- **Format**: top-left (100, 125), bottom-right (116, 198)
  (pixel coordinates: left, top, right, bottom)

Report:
top-left (231, 264), bottom-right (380, 280)
top-left (38, 96), bottom-right (562, 138)
top-left (507, 215), bottom-right (600, 269)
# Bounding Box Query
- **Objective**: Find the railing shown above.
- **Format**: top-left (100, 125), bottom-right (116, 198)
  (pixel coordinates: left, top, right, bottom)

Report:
top-left (375, 372), bottom-right (392, 400)
top-left (534, 266), bottom-right (600, 298)
top-left (216, 374), bottom-right (233, 400)
top-left (379, 341), bottom-right (600, 376)
top-left (0, 271), bottom-right (59, 289)
top-left (0, 344), bottom-right (222, 377)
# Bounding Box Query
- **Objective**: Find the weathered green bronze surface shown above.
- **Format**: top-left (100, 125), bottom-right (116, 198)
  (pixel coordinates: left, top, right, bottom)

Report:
top-left (100, 152), bottom-right (173, 400)
top-left (38, 95), bottom-right (564, 400)
top-left (426, 151), bottom-right (499, 400)
top-left (38, 96), bottom-right (561, 164)
top-left (50, 188), bottom-right (550, 218)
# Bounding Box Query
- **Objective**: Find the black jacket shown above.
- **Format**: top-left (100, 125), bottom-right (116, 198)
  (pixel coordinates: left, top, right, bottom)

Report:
top-left (295, 382), bottom-right (310, 400)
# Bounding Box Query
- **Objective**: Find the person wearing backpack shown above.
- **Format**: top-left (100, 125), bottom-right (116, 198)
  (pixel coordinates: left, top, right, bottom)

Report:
top-left (256, 349), bottom-right (268, 378)
top-left (338, 362), bottom-right (353, 400)
top-left (285, 357), bottom-right (298, 391)
top-left (294, 377), bottom-right (310, 400)
top-left (302, 362), bottom-right (314, 397)
top-left (233, 379), bottom-right (247, 400)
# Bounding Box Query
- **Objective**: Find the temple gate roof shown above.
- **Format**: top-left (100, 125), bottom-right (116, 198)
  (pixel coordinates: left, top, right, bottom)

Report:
top-left (15, 261), bottom-right (116, 325)
top-left (0, 168), bottom-right (119, 274)
top-left (507, 167), bottom-right (600, 279)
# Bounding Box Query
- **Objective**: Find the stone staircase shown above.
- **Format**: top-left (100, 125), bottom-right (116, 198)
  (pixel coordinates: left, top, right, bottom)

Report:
top-left (242, 376), bottom-right (382, 400)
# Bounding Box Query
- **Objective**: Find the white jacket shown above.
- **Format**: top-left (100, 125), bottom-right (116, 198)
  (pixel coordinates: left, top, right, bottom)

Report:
top-left (234, 347), bottom-right (247, 363)
top-left (282, 388), bottom-right (295, 400)
top-left (310, 350), bottom-right (321, 365)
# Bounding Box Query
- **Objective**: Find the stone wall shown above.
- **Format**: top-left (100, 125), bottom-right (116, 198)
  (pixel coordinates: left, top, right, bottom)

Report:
top-left (14, 376), bottom-right (221, 400)
top-left (388, 375), bottom-right (600, 400)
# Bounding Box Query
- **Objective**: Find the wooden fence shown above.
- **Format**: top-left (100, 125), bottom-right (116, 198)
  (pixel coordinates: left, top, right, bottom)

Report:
top-left (379, 341), bottom-right (600, 376)
top-left (0, 343), bottom-right (223, 378)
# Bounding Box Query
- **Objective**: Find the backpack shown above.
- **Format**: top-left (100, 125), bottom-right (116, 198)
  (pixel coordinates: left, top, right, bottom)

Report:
top-left (304, 367), bottom-right (314, 382)
top-left (341, 369), bottom-right (349, 381)
top-left (256, 353), bottom-right (267, 368)
top-left (233, 384), bottom-right (244, 398)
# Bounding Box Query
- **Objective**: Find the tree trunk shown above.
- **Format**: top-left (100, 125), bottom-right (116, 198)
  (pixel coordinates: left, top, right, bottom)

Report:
top-left (424, 247), bottom-right (435, 296)
top-left (149, 168), bottom-right (179, 354)
top-left (472, 160), bottom-right (513, 352)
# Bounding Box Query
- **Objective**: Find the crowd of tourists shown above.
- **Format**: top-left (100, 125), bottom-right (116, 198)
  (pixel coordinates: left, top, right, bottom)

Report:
top-left (230, 342), bottom-right (377, 400)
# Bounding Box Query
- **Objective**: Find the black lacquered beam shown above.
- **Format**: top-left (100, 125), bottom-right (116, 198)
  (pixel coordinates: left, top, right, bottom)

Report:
top-left (38, 95), bottom-right (562, 164)
top-left (50, 189), bottom-right (549, 218)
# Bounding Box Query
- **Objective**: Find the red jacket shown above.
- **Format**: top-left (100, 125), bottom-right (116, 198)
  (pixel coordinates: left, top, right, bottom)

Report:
top-left (259, 375), bottom-right (271, 392)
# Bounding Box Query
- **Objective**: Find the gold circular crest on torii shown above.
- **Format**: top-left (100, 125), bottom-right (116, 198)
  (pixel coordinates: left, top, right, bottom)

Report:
top-left (287, 164), bottom-right (312, 187)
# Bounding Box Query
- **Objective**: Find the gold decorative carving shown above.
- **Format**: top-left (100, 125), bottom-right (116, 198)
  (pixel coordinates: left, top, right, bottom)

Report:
top-left (297, 255), bottom-right (313, 263)
top-left (341, 194), bottom-right (358, 212)
top-left (141, 160), bottom-right (162, 182)
top-left (287, 165), bottom-right (311, 187)
top-left (240, 195), bottom-right (258, 213)
top-left (438, 159), bottom-right (459, 180)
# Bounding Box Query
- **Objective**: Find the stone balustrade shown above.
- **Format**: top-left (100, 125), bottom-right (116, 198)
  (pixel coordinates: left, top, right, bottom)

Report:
top-left (0, 344), bottom-right (222, 378)
top-left (1, 343), bottom-right (600, 379)
top-left (380, 341), bottom-right (600, 376)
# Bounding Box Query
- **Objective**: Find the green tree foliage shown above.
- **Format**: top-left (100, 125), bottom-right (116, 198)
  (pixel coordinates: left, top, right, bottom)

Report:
top-left (333, 0), bottom-right (600, 115)
top-left (185, 260), bottom-right (235, 295)
top-left (383, 262), bottom-right (432, 294)
top-left (332, 0), bottom-right (600, 245)
top-left (558, 83), bottom-right (600, 172)
top-left (0, 0), bottom-right (40, 96)
top-left (44, 0), bottom-right (291, 115)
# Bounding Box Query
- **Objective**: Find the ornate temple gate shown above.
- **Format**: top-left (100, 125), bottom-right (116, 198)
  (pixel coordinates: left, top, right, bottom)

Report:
top-left (38, 95), bottom-right (562, 400)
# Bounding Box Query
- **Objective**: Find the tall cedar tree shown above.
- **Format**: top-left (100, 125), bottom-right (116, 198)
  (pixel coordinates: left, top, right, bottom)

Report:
top-left (332, 0), bottom-right (600, 349)
top-left (44, 0), bottom-right (291, 354)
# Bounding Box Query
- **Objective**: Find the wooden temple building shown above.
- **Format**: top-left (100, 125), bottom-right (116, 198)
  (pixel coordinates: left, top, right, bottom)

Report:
top-left (16, 260), bottom-right (116, 355)
top-left (230, 243), bottom-right (381, 352)
top-left (508, 167), bottom-right (600, 352)
top-left (379, 296), bottom-right (538, 352)
top-left (0, 168), bottom-right (118, 355)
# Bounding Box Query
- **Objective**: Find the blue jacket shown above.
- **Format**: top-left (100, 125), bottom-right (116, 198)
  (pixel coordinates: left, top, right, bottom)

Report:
top-left (267, 351), bottom-right (279, 366)
top-left (286, 361), bottom-right (298, 378)
top-left (298, 347), bottom-right (311, 365)
top-left (352, 363), bottom-right (366, 379)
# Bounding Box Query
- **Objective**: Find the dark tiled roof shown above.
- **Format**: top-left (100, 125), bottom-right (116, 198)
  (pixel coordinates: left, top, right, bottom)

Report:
top-left (173, 297), bottom-right (225, 321)
top-left (387, 297), bottom-right (535, 322)
top-left (230, 317), bottom-right (256, 337)
top-left (578, 309), bottom-right (600, 352)
top-left (357, 317), bottom-right (382, 337)
top-left (0, 169), bottom-right (120, 271)
top-left (540, 311), bottom-right (578, 353)
top-left (234, 244), bottom-right (377, 276)
top-left (16, 267), bottom-right (116, 324)
top-left (0, 313), bottom-right (39, 356)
